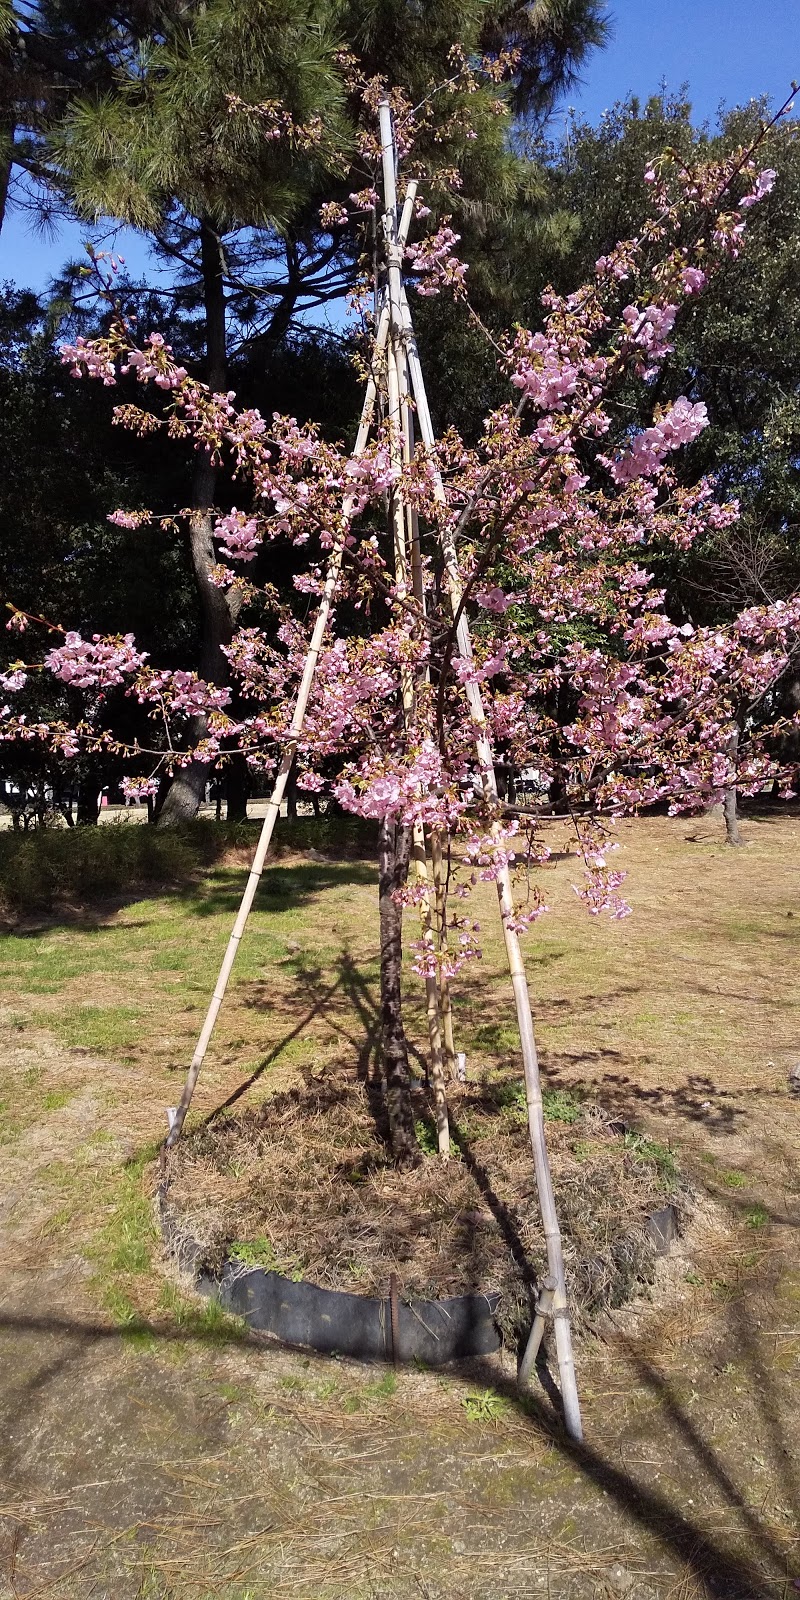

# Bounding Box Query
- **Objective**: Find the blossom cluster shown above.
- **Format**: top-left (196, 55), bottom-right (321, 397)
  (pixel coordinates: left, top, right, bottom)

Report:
top-left (406, 224), bottom-right (468, 297)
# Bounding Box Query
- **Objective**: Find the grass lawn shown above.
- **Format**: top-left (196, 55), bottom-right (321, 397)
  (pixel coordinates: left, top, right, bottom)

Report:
top-left (1, 811), bottom-right (798, 1309)
top-left (0, 810), bottom-right (798, 1598)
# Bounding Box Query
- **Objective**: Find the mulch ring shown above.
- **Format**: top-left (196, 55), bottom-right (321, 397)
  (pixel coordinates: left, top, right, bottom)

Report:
top-left (165, 1065), bottom-right (688, 1348)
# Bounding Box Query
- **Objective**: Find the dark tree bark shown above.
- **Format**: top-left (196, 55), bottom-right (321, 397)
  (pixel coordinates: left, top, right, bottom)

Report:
top-left (0, 111), bottom-right (14, 236)
top-left (76, 773), bottom-right (101, 825)
top-left (158, 216), bottom-right (243, 826)
top-left (724, 727), bottom-right (742, 846)
top-left (286, 758), bottom-right (299, 820)
top-left (225, 753), bottom-right (250, 822)
top-left (378, 814), bottom-right (417, 1164)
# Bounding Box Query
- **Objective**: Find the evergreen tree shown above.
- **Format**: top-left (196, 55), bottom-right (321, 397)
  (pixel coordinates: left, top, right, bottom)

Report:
top-left (6, 0), bottom-right (609, 820)
top-left (0, 283), bottom-right (197, 820)
top-left (535, 93), bottom-right (800, 622)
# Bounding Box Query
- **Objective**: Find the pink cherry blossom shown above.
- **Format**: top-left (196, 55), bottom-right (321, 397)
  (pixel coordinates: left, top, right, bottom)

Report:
top-left (46, 632), bottom-right (147, 688)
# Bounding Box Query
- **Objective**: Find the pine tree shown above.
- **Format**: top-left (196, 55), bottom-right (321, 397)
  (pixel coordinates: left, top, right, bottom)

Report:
top-left (17, 0), bottom-right (609, 820)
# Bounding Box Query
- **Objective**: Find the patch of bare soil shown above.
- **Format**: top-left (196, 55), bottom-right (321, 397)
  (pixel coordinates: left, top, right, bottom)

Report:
top-left (167, 1066), bottom-right (684, 1343)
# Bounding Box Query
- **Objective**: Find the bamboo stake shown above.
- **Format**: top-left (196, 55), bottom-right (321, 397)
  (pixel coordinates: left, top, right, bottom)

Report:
top-left (397, 275), bottom-right (451, 1134)
top-left (392, 326), bottom-right (449, 1148)
top-left (518, 1274), bottom-right (556, 1390)
top-left (397, 263), bottom-right (583, 1437)
top-left (400, 356), bottom-right (458, 1085)
top-left (163, 145), bottom-right (427, 1154)
top-left (380, 104), bottom-right (450, 1158)
top-left (165, 303), bottom-right (394, 1150)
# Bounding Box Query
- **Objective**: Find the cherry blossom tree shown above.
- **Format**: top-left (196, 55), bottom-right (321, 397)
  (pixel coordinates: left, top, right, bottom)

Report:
top-left (4, 111), bottom-right (797, 1006)
top-left (2, 88), bottom-right (798, 1438)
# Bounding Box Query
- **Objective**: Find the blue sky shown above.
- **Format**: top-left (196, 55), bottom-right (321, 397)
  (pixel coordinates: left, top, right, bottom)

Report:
top-left (1, 0), bottom-right (797, 293)
top-left (566, 0), bottom-right (797, 127)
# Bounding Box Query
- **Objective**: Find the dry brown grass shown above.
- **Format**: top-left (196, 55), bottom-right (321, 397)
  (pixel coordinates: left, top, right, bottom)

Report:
top-left (168, 1065), bottom-right (681, 1345)
top-left (0, 812), bottom-right (798, 1599)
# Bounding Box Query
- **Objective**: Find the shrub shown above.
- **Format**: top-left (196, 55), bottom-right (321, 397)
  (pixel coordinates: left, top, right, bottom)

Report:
top-left (0, 814), bottom-right (377, 917)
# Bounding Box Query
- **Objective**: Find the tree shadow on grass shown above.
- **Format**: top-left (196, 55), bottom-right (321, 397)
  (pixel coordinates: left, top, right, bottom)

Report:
top-left (225, 943), bottom-right (430, 1116)
top-left (176, 860), bottom-right (376, 920)
top-left (0, 1294), bottom-right (797, 1598)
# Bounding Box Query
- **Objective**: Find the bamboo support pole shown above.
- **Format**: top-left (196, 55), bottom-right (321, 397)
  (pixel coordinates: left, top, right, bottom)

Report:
top-left (397, 264), bottom-right (583, 1437)
top-left (518, 1275), bottom-right (557, 1389)
top-left (165, 302), bottom-right (395, 1151)
top-left (392, 329), bottom-right (449, 1148)
top-left (403, 404), bottom-right (456, 1101)
top-left (399, 342), bottom-right (458, 1085)
top-left (379, 103), bottom-right (449, 1156)
top-left (386, 333), bottom-right (447, 1145)
top-left (398, 278), bottom-right (451, 1135)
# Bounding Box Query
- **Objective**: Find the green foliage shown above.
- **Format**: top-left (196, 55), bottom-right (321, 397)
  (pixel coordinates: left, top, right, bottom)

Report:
top-left (0, 813), bottom-right (377, 917)
top-left (229, 1236), bottom-right (304, 1279)
top-left (0, 821), bottom-right (206, 915)
top-left (414, 1116), bottom-right (439, 1156)
top-left (462, 1387), bottom-right (510, 1425)
top-left (542, 1088), bottom-right (582, 1124)
top-left (623, 1131), bottom-right (678, 1188)
top-left (491, 1079), bottom-right (581, 1124)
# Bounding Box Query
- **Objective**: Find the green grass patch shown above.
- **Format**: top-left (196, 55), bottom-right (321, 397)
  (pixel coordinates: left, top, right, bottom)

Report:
top-left (103, 1285), bottom-right (159, 1350)
top-left (414, 1116), bottom-right (439, 1156)
top-left (158, 1281), bottom-right (249, 1344)
top-left (364, 1370), bottom-right (398, 1402)
top-left (0, 1095), bottom-right (22, 1144)
top-left (0, 840), bottom-right (378, 1066)
top-left (42, 1088), bottom-right (71, 1111)
top-left (542, 1088), bottom-right (582, 1124)
top-left (463, 1388), bottom-right (510, 1425)
top-left (86, 1147), bottom-right (160, 1328)
top-left (47, 1004), bottom-right (144, 1055)
top-left (490, 1080), bottom-right (582, 1125)
top-left (623, 1130), bottom-right (679, 1188)
top-left (229, 1236), bottom-right (304, 1280)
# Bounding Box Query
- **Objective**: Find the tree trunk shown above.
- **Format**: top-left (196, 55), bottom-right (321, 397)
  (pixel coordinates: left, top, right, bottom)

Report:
top-left (76, 773), bottom-right (101, 825)
top-left (286, 758), bottom-right (299, 820)
top-left (724, 727), bottom-right (742, 846)
top-left (225, 753), bottom-right (250, 822)
top-left (157, 756), bottom-right (209, 825)
top-left (158, 216), bottom-right (242, 827)
top-left (0, 111), bottom-right (14, 236)
top-left (378, 814), bottom-right (417, 1163)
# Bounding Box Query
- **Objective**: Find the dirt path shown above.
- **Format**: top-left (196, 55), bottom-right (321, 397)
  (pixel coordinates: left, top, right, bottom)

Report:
top-left (0, 818), bottom-right (798, 1599)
